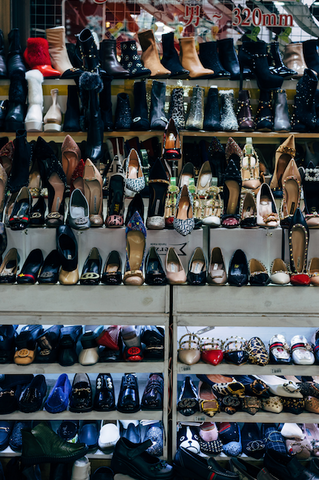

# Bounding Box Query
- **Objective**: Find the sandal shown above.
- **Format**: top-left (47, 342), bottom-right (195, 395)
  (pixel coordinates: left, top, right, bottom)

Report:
top-left (178, 333), bottom-right (201, 366)
top-left (269, 334), bottom-right (291, 364)
top-left (223, 336), bottom-right (249, 365)
top-left (200, 338), bottom-right (223, 366)
top-left (164, 180), bottom-right (179, 229)
top-left (241, 140), bottom-right (261, 190)
top-left (201, 187), bottom-right (222, 227)
top-left (198, 381), bottom-right (220, 417)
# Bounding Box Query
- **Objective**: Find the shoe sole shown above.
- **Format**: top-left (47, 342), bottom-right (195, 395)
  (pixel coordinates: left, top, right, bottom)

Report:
top-left (112, 458), bottom-right (173, 480)
top-left (21, 446), bottom-right (89, 465)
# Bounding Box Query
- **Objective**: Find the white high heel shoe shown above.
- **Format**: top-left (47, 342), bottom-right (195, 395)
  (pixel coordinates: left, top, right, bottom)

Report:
top-left (255, 375), bottom-right (303, 398)
top-left (44, 88), bottom-right (62, 132)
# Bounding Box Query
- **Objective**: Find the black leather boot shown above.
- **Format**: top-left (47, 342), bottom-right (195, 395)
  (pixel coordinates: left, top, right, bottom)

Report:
top-left (120, 40), bottom-right (151, 79)
top-left (79, 71), bottom-right (104, 163)
top-left (114, 93), bottom-right (132, 130)
top-left (63, 85), bottom-right (81, 132)
top-left (203, 86), bottom-right (221, 131)
top-left (168, 87), bottom-right (185, 130)
top-left (100, 78), bottom-right (113, 132)
top-left (0, 325), bottom-right (16, 363)
top-left (100, 39), bottom-right (129, 78)
top-left (199, 41), bottom-right (231, 78)
top-left (7, 129), bottom-right (32, 192)
top-left (6, 28), bottom-right (26, 78)
top-left (75, 28), bottom-right (101, 73)
top-left (0, 30), bottom-right (7, 79)
top-left (303, 39), bottom-right (319, 75)
top-left (150, 80), bottom-right (167, 130)
top-left (131, 81), bottom-right (150, 130)
top-left (255, 89), bottom-right (273, 132)
top-left (268, 42), bottom-right (297, 78)
top-left (0, 100), bottom-right (8, 131)
top-left (57, 325), bottom-right (82, 367)
top-left (291, 68), bottom-right (317, 132)
top-left (161, 32), bottom-right (189, 79)
top-left (216, 38), bottom-right (241, 80)
top-left (5, 71), bottom-right (27, 131)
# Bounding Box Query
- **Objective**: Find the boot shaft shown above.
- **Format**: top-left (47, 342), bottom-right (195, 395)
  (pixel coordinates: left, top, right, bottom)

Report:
top-left (273, 88), bottom-right (291, 132)
top-left (269, 42), bottom-right (285, 68)
top-left (186, 86), bottom-right (204, 130)
top-left (46, 26), bottom-right (67, 49)
top-left (150, 80), bottom-right (167, 129)
top-left (161, 32), bottom-right (178, 59)
top-left (168, 87), bottom-right (185, 129)
top-left (76, 28), bottom-right (100, 72)
top-left (203, 86), bottom-right (221, 131)
top-left (8, 71), bottom-right (27, 104)
top-left (8, 28), bottom-right (22, 55)
top-left (283, 43), bottom-right (307, 76)
top-left (303, 39), bottom-right (319, 70)
top-left (26, 70), bottom-right (44, 105)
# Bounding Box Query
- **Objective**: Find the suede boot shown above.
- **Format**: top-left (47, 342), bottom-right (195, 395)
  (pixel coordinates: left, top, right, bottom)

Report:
top-left (150, 80), bottom-right (167, 130)
top-left (203, 86), bottom-right (221, 131)
top-left (7, 129), bottom-right (31, 192)
top-left (291, 68), bottom-right (317, 132)
top-left (7, 28), bottom-right (26, 78)
top-left (179, 37), bottom-right (214, 79)
top-left (63, 85), bottom-right (81, 132)
top-left (100, 78), bottom-right (113, 132)
top-left (120, 40), bottom-right (151, 79)
top-left (161, 32), bottom-right (189, 78)
top-left (5, 71), bottom-right (27, 131)
top-left (138, 30), bottom-right (170, 78)
top-left (131, 81), bottom-right (150, 130)
top-left (199, 41), bottom-right (231, 78)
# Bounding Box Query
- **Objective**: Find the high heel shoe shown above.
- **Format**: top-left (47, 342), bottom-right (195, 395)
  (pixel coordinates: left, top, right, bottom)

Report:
top-left (38, 250), bottom-right (61, 285)
top-left (163, 118), bottom-right (181, 160)
top-left (35, 136), bottom-right (66, 227)
top-left (101, 250), bottom-right (122, 285)
top-left (256, 183), bottom-right (279, 228)
top-left (123, 211), bottom-right (146, 286)
top-left (0, 248), bottom-right (19, 283)
top-left (80, 247), bottom-right (102, 285)
top-left (240, 192), bottom-right (257, 228)
top-left (44, 88), bottom-right (62, 132)
top-left (173, 184), bottom-right (194, 236)
top-left (28, 158), bottom-right (41, 199)
top-left (56, 225), bottom-right (79, 285)
top-left (241, 139), bottom-right (261, 190)
top-left (125, 193), bottom-right (144, 226)
top-left (67, 188), bottom-right (90, 230)
top-left (270, 134), bottom-right (296, 194)
top-left (105, 174), bottom-right (125, 227)
top-left (207, 247), bottom-right (227, 285)
top-left (61, 135), bottom-right (81, 186)
top-left (145, 247), bottom-right (167, 285)
top-left (221, 159), bottom-right (241, 228)
top-left (225, 137), bottom-right (243, 171)
top-left (17, 249), bottom-right (44, 284)
top-left (187, 247), bottom-right (207, 286)
top-left (308, 257), bottom-right (319, 286)
top-left (165, 247), bottom-right (186, 285)
top-left (146, 158), bottom-right (169, 230)
top-left (125, 148), bottom-right (145, 194)
top-left (8, 186), bottom-right (31, 230)
top-left (303, 161), bottom-right (319, 228)
top-left (280, 158), bottom-right (301, 228)
top-left (289, 208), bottom-right (311, 285)
top-left (179, 162), bottom-right (195, 189)
top-left (83, 159), bottom-right (103, 227)
top-left (228, 249), bottom-right (249, 287)
top-left (200, 187), bottom-right (222, 228)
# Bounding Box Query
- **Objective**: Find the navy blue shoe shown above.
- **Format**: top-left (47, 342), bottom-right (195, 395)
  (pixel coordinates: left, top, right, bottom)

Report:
top-left (241, 423), bottom-right (265, 459)
top-left (44, 373), bottom-right (71, 414)
top-left (79, 421), bottom-right (99, 452)
top-left (18, 375), bottom-right (47, 413)
top-left (0, 421), bottom-right (13, 451)
top-left (9, 421), bottom-right (31, 452)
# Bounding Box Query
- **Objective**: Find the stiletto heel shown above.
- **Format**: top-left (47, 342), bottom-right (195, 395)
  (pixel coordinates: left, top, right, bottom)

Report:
top-left (61, 135), bottom-right (81, 186)
top-left (83, 159), bottom-right (103, 227)
top-left (0, 248), bottom-right (20, 283)
top-left (289, 208), bottom-right (311, 286)
top-left (123, 211), bottom-right (146, 286)
top-left (28, 158), bottom-right (41, 198)
top-left (9, 186), bottom-right (32, 230)
top-left (147, 158), bottom-right (169, 230)
top-left (221, 159), bottom-right (241, 228)
top-left (280, 158), bottom-right (301, 228)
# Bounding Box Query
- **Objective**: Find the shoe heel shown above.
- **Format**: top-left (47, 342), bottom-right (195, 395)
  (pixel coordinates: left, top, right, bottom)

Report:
top-left (239, 65), bottom-right (244, 90)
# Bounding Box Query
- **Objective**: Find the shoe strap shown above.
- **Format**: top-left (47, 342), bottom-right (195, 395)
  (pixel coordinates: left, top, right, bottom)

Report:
top-left (127, 439), bottom-right (152, 458)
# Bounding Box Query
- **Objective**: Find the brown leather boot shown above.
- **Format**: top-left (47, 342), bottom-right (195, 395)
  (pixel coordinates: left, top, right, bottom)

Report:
top-left (283, 43), bottom-right (307, 78)
top-left (179, 37), bottom-right (214, 79)
top-left (137, 30), bottom-right (170, 78)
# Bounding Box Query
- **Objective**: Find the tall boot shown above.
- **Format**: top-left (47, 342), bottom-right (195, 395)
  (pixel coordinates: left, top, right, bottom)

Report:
top-left (150, 80), bottom-right (167, 130)
top-left (99, 78), bottom-right (113, 132)
top-left (268, 42), bottom-right (296, 78)
top-left (0, 30), bottom-right (7, 78)
top-left (283, 43), bottom-right (307, 79)
top-left (161, 32), bottom-right (189, 79)
top-left (219, 90), bottom-right (238, 132)
top-left (131, 81), bottom-right (150, 130)
top-left (273, 89), bottom-right (291, 133)
top-left (7, 130), bottom-right (31, 193)
top-left (120, 40), bottom-right (151, 79)
top-left (255, 89), bottom-right (273, 132)
top-left (25, 70), bottom-right (44, 132)
top-left (203, 86), bottom-right (221, 131)
top-left (79, 72), bottom-right (104, 163)
top-left (5, 71), bottom-right (27, 131)
top-left (179, 37), bottom-right (214, 79)
top-left (186, 85), bottom-right (204, 130)
top-left (63, 85), bottom-right (81, 132)
top-left (303, 39), bottom-right (319, 75)
top-left (6, 28), bottom-right (26, 78)
top-left (100, 39), bottom-right (129, 78)
top-left (21, 465), bottom-right (42, 480)
top-left (138, 30), bottom-right (170, 79)
top-left (168, 87), bottom-right (185, 130)
top-left (46, 26), bottom-right (75, 77)
top-left (237, 90), bottom-right (254, 132)
top-left (199, 41), bottom-right (231, 78)
top-left (291, 69), bottom-right (317, 132)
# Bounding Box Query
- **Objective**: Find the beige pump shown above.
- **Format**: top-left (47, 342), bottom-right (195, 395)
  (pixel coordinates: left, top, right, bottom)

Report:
top-left (179, 37), bottom-right (214, 79)
top-left (138, 30), bottom-right (170, 78)
top-left (44, 89), bottom-right (62, 132)
top-left (46, 26), bottom-right (73, 74)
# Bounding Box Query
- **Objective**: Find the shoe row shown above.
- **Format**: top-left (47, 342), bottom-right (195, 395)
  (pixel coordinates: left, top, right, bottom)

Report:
top-left (0, 372), bottom-right (164, 414)
top-left (178, 333), bottom-right (318, 366)
top-left (0, 324), bottom-right (164, 365)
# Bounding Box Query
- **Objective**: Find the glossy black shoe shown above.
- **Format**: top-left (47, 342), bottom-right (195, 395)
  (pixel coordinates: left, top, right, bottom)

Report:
top-left (80, 247), bottom-right (102, 285)
top-left (14, 325), bottom-right (44, 365)
top-left (174, 446), bottom-right (239, 480)
top-left (240, 423), bottom-right (265, 459)
top-left (69, 373), bottom-right (93, 413)
top-left (93, 373), bottom-right (116, 411)
top-left (9, 421), bottom-right (31, 452)
top-left (0, 248), bottom-right (20, 284)
top-left (38, 250), bottom-right (61, 284)
top-left (35, 325), bottom-right (63, 363)
top-left (0, 325), bottom-right (17, 363)
top-left (29, 196), bottom-right (46, 227)
top-left (8, 186), bottom-right (31, 230)
top-left (0, 383), bottom-right (23, 414)
top-left (101, 250), bottom-right (122, 285)
top-left (79, 421), bottom-right (98, 452)
top-left (56, 225), bottom-right (79, 285)
top-left (92, 466), bottom-right (114, 480)
top-left (230, 458), bottom-right (268, 480)
top-left (177, 376), bottom-right (199, 416)
top-left (18, 374), bottom-right (47, 413)
top-left (16, 249), bottom-right (44, 284)
top-left (98, 346), bottom-right (121, 362)
top-left (264, 449), bottom-right (319, 480)
top-left (125, 193), bottom-right (144, 225)
top-left (117, 373), bottom-right (140, 413)
top-left (57, 325), bottom-right (82, 367)
top-left (228, 249), bottom-right (249, 287)
top-left (145, 247), bottom-right (167, 285)
top-left (0, 223), bottom-right (7, 261)
top-left (0, 421), bottom-right (13, 451)
top-left (141, 373), bottom-right (164, 410)
top-left (141, 325), bottom-right (164, 360)
top-left (187, 247), bottom-right (207, 286)
top-left (57, 420), bottom-right (79, 443)
top-left (111, 437), bottom-right (174, 480)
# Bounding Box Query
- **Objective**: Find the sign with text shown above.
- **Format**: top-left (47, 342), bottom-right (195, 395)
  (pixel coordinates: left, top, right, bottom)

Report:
top-left (233, 7), bottom-right (293, 27)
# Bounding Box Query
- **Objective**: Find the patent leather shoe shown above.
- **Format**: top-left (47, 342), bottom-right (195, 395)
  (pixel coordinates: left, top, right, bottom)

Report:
top-left (177, 376), bottom-right (199, 416)
top-left (35, 324), bottom-right (62, 363)
top-left (93, 373), bottom-right (116, 411)
top-left (101, 250), bottom-right (122, 285)
top-left (117, 373), bottom-right (140, 413)
top-left (17, 249), bottom-right (44, 284)
top-left (264, 449), bottom-right (319, 480)
top-left (187, 247), bottom-right (207, 285)
top-left (79, 421), bottom-right (98, 452)
top-left (141, 373), bottom-right (164, 410)
top-left (145, 247), bottom-right (167, 285)
top-left (228, 249), bottom-right (249, 286)
top-left (14, 325), bottom-right (44, 365)
top-left (69, 373), bottom-right (93, 413)
top-left (0, 248), bottom-right (19, 284)
top-left (18, 374), bottom-right (47, 413)
top-left (56, 225), bottom-right (79, 285)
top-left (141, 325), bottom-right (164, 360)
top-left (125, 192), bottom-right (144, 225)
top-left (38, 249), bottom-right (61, 284)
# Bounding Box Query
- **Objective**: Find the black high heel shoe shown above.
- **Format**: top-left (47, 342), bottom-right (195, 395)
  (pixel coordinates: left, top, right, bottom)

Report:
top-left (17, 249), bottom-right (44, 284)
top-left (221, 159), bottom-right (242, 228)
top-left (0, 248), bottom-right (19, 283)
top-left (177, 376), bottom-right (199, 417)
top-left (145, 247), bottom-right (167, 285)
top-left (35, 137), bottom-right (67, 227)
top-left (146, 158), bottom-right (169, 230)
top-left (228, 249), bottom-right (249, 287)
top-left (9, 187), bottom-right (31, 230)
top-left (105, 174), bottom-right (125, 228)
top-left (101, 250), bottom-right (122, 285)
top-left (29, 196), bottom-right (46, 227)
top-left (38, 250), bottom-right (61, 285)
top-left (125, 193), bottom-right (144, 226)
top-left (80, 247), bottom-right (102, 285)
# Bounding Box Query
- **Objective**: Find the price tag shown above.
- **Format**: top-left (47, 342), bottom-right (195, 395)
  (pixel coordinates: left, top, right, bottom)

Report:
top-left (271, 368), bottom-right (282, 374)
top-left (194, 416), bottom-right (206, 422)
top-left (179, 365), bottom-right (191, 372)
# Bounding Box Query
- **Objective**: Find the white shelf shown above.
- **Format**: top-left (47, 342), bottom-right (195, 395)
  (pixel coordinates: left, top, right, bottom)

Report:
top-left (0, 410), bottom-right (163, 421)
top-left (177, 362), bottom-right (319, 375)
top-left (177, 411), bottom-right (318, 423)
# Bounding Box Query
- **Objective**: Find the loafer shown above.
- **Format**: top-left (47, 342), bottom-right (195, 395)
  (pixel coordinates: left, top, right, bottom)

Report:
top-left (111, 437), bottom-right (174, 480)
top-left (9, 421), bottom-right (31, 452)
top-left (174, 446), bottom-right (238, 480)
top-left (67, 188), bottom-right (90, 230)
top-left (269, 334), bottom-right (291, 364)
top-left (14, 325), bottom-right (44, 365)
top-left (117, 374), bottom-right (140, 413)
top-left (35, 325), bottom-right (63, 363)
top-left (18, 374), bottom-right (47, 413)
top-left (261, 424), bottom-right (287, 453)
top-left (38, 249), bottom-right (61, 284)
top-left (79, 422), bottom-right (98, 452)
top-left (0, 421), bottom-right (13, 451)
top-left (141, 373), bottom-right (164, 410)
top-left (241, 423), bottom-right (265, 459)
top-left (16, 249), bottom-right (44, 284)
top-left (98, 422), bottom-right (120, 454)
top-left (44, 373), bottom-right (72, 414)
top-left (230, 458), bottom-right (277, 480)
top-left (69, 373), bottom-right (93, 413)
top-left (177, 376), bottom-right (199, 417)
top-left (93, 373), bottom-right (116, 412)
top-left (56, 225), bottom-right (79, 285)
top-left (145, 247), bottom-right (167, 285)
top-left (264, 449), bottom-right (319, 480)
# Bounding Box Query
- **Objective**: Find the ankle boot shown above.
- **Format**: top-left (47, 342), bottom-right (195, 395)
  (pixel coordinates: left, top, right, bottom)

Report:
top-left (161, 32), bottom-right (189, 79)
top-left (268, 42), bottom-right (296, 78)
top-left (179, 37), bottom-right (214, 79)
top-left (291, 68), bottom-right (317, 132)
top-left (23, 38), bottom-right (61, 77)
top-left (99, 78), bottom-right (113, 132)
top-left (283, 43), bottom-right (307, 78)
top-left (199, 41), bottom-right (231, 78)
top-left (7, 129), bottom-right (31, 192)
top-left (237, 90), bottom-right (254, 132)
top-left (138, 30), bottom-right (170, 79)
top-left (131, 80), bottom-right (150, 130)
top-left (120, 40), bottom-right (151, 79)
top-left (0, 30), bottom-right (7, 78)
top-left (203, 86), bottom-right (221, 131)
top-left (46, 26), bottom-right (74, 77)
top-left (25, 70), bottom-right (44, 132)
top-left (255, 89), bottom-right (273, 132)
top-left (150, 80), bottom-right (167, 130)
top-left (219, 90), bottom-right (238, 132)
top-left (303, 39), bottom-right (319, 75)
top-left (63, 85), bottom-right (81, 132)
top-left (44, 89), bottom-right (62, 132)
top-left (273, 89), bottom-right (291, 132)
top-left (21, 465), bottom-right (42, 480)
top-left (100, 39), bottom-right (129, 78)
top-left (5, 71), bottom-right (27, 131)
top-left (79, 72), bottom-right (104, 163)
top-left (186, 85), bottom-right (204, 130)
top-left (168, 87), bottom-right (185, 130)
top-left (7, 28), bottom-right (26, 78)
top-left (239, 40), bottom-right (283, 90)
top-left (114, 93), bottom-right (132, 130)
top-left (57, 325), bottom-right (82, 367)
top-left (216, 38), bottom-right (241, 80)
top-left (75, 28), bottom-right (101, 73)
top-left (0, 325), bottom-right (16, 363)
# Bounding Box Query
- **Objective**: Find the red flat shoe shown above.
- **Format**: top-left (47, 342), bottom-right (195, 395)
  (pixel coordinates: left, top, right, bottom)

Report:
top-left (290, 273), bottom-right (311, 286)
top-left (222, 216), bottom-right (240, 228)
top-left (201, 340), bottom-right (223, 366)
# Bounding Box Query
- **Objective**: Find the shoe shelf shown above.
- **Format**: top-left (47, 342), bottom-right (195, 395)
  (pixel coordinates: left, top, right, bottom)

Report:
top-left (4, 131), bottom-right (165, 142)
top-left (176, 362), bottom-right (319, 376)
top-left (176, 411), bottom-right (319, 423)
top-left (0, 410), bottom-right (163, 421)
